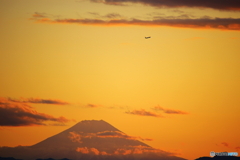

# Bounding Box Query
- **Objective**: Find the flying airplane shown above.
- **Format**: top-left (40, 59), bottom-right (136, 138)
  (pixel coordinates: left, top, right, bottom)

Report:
top-left (145, 36), bottom-right (151, 39)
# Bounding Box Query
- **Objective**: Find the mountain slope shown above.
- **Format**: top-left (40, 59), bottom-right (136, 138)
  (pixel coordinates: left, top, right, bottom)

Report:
top-left (32, 120), bottom-right (149, 152)
top-left (0, 120), bottom-right (186, 160)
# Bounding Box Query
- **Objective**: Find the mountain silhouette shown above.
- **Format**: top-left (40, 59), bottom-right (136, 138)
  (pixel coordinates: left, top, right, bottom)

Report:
top-left (32, 120), bottom-right (149, 152)
top-left (0, 120), bottom-right (187, 160)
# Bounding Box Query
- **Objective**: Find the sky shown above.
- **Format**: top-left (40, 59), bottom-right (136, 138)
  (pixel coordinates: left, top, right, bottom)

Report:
top-left (0, 0), bottom-right (240, 159)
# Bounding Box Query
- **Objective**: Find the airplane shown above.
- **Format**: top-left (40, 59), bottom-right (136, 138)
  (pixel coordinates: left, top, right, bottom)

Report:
top-left (145, 36), bottom-right (151, 39)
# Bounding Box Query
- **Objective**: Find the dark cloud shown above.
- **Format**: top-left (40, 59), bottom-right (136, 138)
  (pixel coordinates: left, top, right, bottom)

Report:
top-left (221, 142), bottom-right (230, 147)
top-left (0, 97), bottom-right (71, 126)
top-left (86, 103), bottom-right (101, 108)
top-left (90, 0), bottom-right (126, 6)
top-left (236, 146), bottom-right (240, 151)
top-left (32, 12), bottom-right (47, 18)
top-left (8, 97), bottom-right (69, 105)
top-left (96, 130), bottom-right (124, 137)
top-left (88, 12), bottom-right (100, 16)
top-left (88, 12), bottom-right (122, 19)
top-left (104, 13), bottom-right (122, 18)
top-left (90, 0), bottom-right (240, 11)
top-left (152, 14), bottom-right (195, 20)
top-left (153, 106), bottom-right (188, 115)
top-left (126, 109), bottom-right (163, 118)
top-left (32, 15), bottom-right (240, 31)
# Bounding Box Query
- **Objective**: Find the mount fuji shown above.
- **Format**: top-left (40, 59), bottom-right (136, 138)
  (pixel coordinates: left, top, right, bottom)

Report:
top-left (0, 120), bottom-right (187, 160)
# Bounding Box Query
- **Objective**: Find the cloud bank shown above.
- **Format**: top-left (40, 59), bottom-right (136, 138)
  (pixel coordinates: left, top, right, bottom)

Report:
top-left (126, 109), bottom-right (163, 118)
top-left (76, 145), bottom-right (176, 156)
top-left (0, 97), bottom-right (71, 126)
top-left (125, 106), bottom-right (188, 118)
top-left (31, 15), bottom-right (240, 31)
top-left (86, 103), bottom-right (102, 108)
top-left (68, 130), bottom-right (153, 142)
top-left (153, 106), bottom-right (188, 114)
top-left (8, 97), bottom-right (69, 105)
top-left (89, 0), bottom-right (240, 11)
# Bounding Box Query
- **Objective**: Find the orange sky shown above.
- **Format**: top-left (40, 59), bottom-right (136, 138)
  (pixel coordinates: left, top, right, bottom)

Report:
top-left (1, 0), bottom-right (240, 159)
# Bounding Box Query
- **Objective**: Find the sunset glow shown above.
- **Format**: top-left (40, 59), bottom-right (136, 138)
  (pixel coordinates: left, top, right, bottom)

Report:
top-left (1, 0), bottom-right (240, 159)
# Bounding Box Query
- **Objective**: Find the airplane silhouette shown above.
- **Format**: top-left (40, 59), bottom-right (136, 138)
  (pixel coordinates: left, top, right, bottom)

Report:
top-left (145, 36), bottom-right (151, 39)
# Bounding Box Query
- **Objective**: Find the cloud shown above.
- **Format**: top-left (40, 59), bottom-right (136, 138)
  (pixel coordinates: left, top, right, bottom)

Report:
top-left (67, 130), bottom-right (153, 142)
top-left (126, 109), bottom-right (163, 118)
top-left (76, 147), bottom-right (107, 155)
top-left (95, 131), bottom-right (153, 141)
top-left (32, 12), bottom-right (47, 18)
top-left (31, 15), bottom-right (240, 31)
top-left (69, 131), bottom-right (82, 143)
top-left (114, 148), bottom-right (132, 155)
top-left (86, 103), bottom-right (102, 108)
top-left (89, 0), bottom-right (240, 11)
top-left (236, 146), bottom-right (240, 151)
top-left (151, 14), bottom-right (195, 20)
top-left (76, 145), bottom-right (177, 157)
top-left (221, 142), bottom-right (230, 147)
top-left (88, 12), bottom-right (100, 16)
top-left (0, 97), bottom-right (71, 126)
top-left (88, 12), bottom-right (122, 19)
top-left (153, 106), bottom-right (188, 114)
top-left (90, 0), bottom-right (126, 6)
top-left (90, 148), bottom-right (100, 155)
top-left (76, 147), bottom-right (90, 154)
top-left (128, 145), bottom-right (168, 155)
top-left (216, 142), bottom-right (240, 152)
top-left (104, 13), bottom-right (122, 19)
top-left (8, 97), bottom-right (69, 105)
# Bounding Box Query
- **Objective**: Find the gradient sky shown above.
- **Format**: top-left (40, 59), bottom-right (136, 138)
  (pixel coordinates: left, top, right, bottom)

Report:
top-left (1, 0), bottom-right (240, 159)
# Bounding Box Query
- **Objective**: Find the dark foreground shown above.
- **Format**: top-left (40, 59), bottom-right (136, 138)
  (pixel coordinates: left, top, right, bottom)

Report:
top-left (1, 156), bottom-right (240, 160)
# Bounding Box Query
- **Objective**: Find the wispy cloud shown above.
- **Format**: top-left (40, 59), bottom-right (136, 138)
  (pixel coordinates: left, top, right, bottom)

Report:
top-left (0, 97), bottom-right (71, 126)
top-left (221, 142), bottom-right (230, 147)
top-left (104, 13), bottom-right (122, 19)
top-left (69, 131), bottom-right (82, 143)
top-left (32, 12), bottom-right (47, 18)
top-left (89, 0), bottom-right (240, 11)
top-left (8, 97), bottom-right (70, 105)
top-left (153, 106), bottom-right (188, 115)
top-left (88, 12), bottom-right (122, 19)
top-left (96, 131), bottom-right (153, 141)
top-left (217, 142), bottom-right (240, 151)
top-left (76, 145), bottom-right (177, 157)
top-left (86, 103), bottom-right (102, 108)
top-left (126, 109), bottom-right (163, 118)
top-left (31, 15), bottom-right (240, 31)
top-left (68, 131), bottom-right (153, 142)
top-left (236, 146), bottom-right (240, 151)
top-left (114, 146), bottom-right (168, 155)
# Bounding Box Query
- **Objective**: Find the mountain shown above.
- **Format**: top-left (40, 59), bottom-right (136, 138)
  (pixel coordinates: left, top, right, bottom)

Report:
top-left (32, 120), bottom-right (149, 152)
top-left (0, 120), bottom-right (187, 160)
